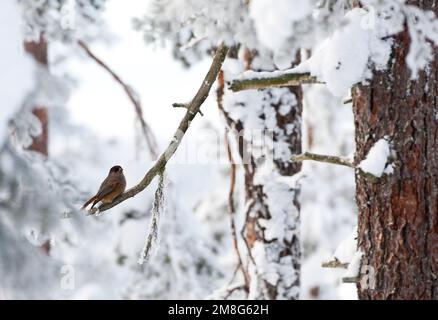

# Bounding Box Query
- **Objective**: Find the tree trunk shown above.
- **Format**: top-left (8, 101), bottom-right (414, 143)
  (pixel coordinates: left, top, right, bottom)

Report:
top-left (242, 85), bottom-right (302, 300)
top-left (353, 2), bottom-right (438, 299)
top-left (220, 50), bottom-right (302, 299)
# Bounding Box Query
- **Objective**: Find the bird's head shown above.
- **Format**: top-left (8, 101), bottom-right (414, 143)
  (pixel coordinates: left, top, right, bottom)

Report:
top-left (109, 165), bottom-right (123, 175)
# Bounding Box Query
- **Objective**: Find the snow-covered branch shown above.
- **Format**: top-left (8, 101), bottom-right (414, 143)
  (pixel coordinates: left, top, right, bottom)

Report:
top-left (88, 43), bottom-right (229, 215)
top-left (229, 71), bottom-right (320, 92)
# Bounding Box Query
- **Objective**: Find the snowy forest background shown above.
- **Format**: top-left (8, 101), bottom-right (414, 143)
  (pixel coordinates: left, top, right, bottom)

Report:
top-left (1, 0), bottom-right (437, 300)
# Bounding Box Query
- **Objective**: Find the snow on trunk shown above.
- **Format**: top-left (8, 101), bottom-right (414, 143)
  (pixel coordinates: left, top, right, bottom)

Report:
top-left (222, 53), bottom-right (302, 299)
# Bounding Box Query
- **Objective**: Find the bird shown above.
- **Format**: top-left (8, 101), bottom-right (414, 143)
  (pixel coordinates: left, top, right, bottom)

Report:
top-left (82, 165), bottom-right (126, 210)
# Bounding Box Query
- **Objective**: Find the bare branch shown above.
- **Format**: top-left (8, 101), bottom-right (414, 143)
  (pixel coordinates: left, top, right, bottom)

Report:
top-left (322, 259), bottom-right (349, 269)
top-left (225, 134), bottom-right (237, 214)
top-left (342, 276), bottom-right (360, 283)
top-left (291, 151), bottom-right (379, 180)
top-left (225, 132), bottom-right (250, 290)
top-left (87, 43), bottom-right (229, 215)
top-left (171, 103), bottom-right (189, 109)
top-left (322, 260), bottom-right (361, 284)
top-left (77, 40), bottom-right (158, 158)
top-left (229, 72), bottom-right (321, 92)
top-left (223, 284), bottom-right (247, 300)
top-left (217, 69), bottom-right (249, 291)
top-left (172, 102), bottom-right (203, 116)
top-left (217, 69), bottom-right (260, 280)
top-left (240, 200), bottom-right (258, 268)
top-left (292, 152), bottom-right (355, 169)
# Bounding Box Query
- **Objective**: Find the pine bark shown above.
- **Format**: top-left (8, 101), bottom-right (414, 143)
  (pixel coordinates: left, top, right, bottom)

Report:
top-left (353, 2), bottom-right (438, 299)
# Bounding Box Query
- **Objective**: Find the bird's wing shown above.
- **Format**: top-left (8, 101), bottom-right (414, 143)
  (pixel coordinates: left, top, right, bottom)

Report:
top-left (96, 178), bottom-right (120, 199)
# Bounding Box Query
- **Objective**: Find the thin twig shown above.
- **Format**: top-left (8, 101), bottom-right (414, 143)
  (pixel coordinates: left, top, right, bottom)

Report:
top-left (217, 69), bottom-right (250, 293)
top-left (229, 72), bottom-right (320, 92)
top-left (173, 102), bottom-right (203, 116)
top-left (342, 276), bottom-right (360, 283)
top-left (225, 132), bottom-right (250, 290)
top-left (227, 264), bottom-right (241, 288)
top-left (77, 40), bottom-right (158, 158)
top-left (223, 284), bottom-right (247, 300)
top-left (291, 152), bottom-right (376, 179)
top-left (88, 43), bottom-right (229, 215)
top-left (292, 152), bottom-right (355, 168)
top-left (321, 258), bottom-right (349, 269)
top-left (225, 134), bottom-right (237, 214)
top-left (216, 70), bottom-right (236, 129)
top-left (218, 68), bottom-right (259, 279)
top-left (240, 199), bottom-right (258, 268)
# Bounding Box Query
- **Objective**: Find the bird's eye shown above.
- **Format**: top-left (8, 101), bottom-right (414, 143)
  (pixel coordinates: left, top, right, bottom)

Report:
top-left (110, 166), bottom-right (120, 173)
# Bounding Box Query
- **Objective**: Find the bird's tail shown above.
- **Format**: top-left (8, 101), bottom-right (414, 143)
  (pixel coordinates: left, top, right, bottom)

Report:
top-left (82, 195), bottom-right (98, 210)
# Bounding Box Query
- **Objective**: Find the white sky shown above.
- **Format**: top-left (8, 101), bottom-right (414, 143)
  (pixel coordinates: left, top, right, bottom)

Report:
top-left (0, 0), bottom-right (34, 143)
top-left (62, 0), bottom-right (216, 145)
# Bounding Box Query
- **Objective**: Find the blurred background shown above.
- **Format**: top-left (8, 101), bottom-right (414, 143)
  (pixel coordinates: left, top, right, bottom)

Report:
top-left (0, 0), bottom-right (358, 299)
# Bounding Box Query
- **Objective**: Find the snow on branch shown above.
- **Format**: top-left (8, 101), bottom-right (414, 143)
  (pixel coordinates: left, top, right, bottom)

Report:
top-left (78, 40), bottom-right (159, 158)
top-left (358, 138), bottom-right (392, 178)
top-left (88, 43), bottom-right (229, 215)
top-left (228, 71), bottom-right (320, 92)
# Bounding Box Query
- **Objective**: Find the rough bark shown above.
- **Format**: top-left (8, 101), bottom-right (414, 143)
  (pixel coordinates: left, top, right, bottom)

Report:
top-left (353, 2), bottom-right (438, 299)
